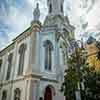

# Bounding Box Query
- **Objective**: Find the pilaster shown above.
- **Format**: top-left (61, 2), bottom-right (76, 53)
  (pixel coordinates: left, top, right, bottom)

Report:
top-left (28, 78), bottom-right (40, 100)
top-left (26, 21), bottom-right (41, 74)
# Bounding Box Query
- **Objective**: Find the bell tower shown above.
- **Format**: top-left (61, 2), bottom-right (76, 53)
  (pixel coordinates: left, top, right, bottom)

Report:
top-left (44, 0), bottom-right (75, 37)
top-left (47, 0), bottom-right (64, 16)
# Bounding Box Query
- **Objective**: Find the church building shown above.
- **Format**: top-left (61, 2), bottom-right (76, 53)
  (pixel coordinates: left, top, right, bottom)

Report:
top-left (0, 0), bottom-right (74, 100)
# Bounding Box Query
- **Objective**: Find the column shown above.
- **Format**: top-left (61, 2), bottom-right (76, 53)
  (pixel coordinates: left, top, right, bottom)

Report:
top-left (27, 22), bottom-right (41, 74)
top-left (28, 79), bottom-right (40, 100)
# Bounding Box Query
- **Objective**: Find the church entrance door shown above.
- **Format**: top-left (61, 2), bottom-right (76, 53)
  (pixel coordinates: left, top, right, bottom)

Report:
top-left (44, 86), bottom-right (52, 100)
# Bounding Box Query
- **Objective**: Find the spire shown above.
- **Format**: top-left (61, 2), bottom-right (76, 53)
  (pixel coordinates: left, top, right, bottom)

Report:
top-left (47, 0), bottom-right (64, 16)
top-left (33, 3), bottom-right (40, 21)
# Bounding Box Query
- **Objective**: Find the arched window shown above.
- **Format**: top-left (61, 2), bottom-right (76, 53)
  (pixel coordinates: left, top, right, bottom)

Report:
top-left (49, 4), bottom-right (52, 13)
top-left (6, 53), bottom-right (13, 80)
top-left (18, 43), bottom-right (27, 75)
top-left (1, 90), bottom-right (7, 100)
top-left (0, 59), bottom-right (2, 72)
top-left (44, 40), bottom-right (53, 71)
top-left (61, 4), bottom-right (63, 13)
top-left (14, 88), bottom-right (21, 100)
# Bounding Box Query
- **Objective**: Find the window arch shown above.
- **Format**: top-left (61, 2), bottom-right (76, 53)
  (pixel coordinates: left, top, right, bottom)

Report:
top-left (1, 90), bottom-right (7, 100)
top-left (18, 43), bottom-right (27, 75)
top-left (0, 59), bottom-right (2, 72)
top-left (61, 4), bottom-right (63, 13)
top-left (14, 88), bottom-right (21, 100)
top-left (6, 53), bottom-right (13, 80)
top-left (44, 40), bottom-right (53, 71)
top-left (49, 4), bottom-right (52, 13)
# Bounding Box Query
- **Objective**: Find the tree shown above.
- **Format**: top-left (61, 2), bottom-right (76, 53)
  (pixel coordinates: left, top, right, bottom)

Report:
top-left (61, 48), bottom-right (85, 100)
top-left (61, 46), bottom-right (100, 100)
top-left (83, 67), bottom-right (100, 100)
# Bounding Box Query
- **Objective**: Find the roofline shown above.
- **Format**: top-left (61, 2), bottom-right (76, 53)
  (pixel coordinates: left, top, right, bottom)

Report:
top-left (0, 42), bottom-right (15, 55)
top-left (12, 27), bottom-right (31, 41)
top-left (0, 27), bottom-right (31, 55)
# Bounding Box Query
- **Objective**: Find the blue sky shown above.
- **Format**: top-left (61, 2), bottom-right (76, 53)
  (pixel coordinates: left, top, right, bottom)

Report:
top-left (0, 0), bottom-right (100, 50)
top-left (0, 0), bottom-right (50, 50)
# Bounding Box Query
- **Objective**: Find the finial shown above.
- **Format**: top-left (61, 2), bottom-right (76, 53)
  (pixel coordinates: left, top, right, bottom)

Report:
top-left (33, 3), bottom-right (40, 21)
top-left (36, 2), bottom-right (39, 8)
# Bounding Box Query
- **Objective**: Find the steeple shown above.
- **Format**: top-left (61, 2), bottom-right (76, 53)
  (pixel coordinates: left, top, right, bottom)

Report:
top-left (44, 0), bottom-right (75, 37)
top-left (47, 0), bottom-right (64, 16)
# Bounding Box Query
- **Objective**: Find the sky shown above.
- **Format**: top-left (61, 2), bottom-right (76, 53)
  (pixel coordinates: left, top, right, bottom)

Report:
top-left (0, 0), bottom-right (100, 50)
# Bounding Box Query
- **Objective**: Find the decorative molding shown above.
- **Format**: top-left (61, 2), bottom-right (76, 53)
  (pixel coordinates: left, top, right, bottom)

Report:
top-left (0, 73), bottom-right (58, 87)
top-left (0, 22), bottom-right (41, 55)
top-left (16, 31), bottom-right (31, 44)
top-left (0, 42), bottom-right (15, 57)
top-left (40, 77), bottom-right (58, 83)
top-left (0, 73), bottom-right (42, 87)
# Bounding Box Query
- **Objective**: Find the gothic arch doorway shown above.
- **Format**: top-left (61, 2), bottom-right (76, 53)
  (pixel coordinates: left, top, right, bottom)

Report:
top-left (44, 86), bottom-right (53, 100)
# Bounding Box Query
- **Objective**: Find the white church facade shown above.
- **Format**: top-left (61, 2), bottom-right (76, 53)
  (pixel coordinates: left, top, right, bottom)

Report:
top-left (0, 0), bottom-right (75, 100)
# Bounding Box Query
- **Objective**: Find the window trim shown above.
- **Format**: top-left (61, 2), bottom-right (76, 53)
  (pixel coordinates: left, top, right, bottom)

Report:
top-left (0, 59), bottom-right (2, 72)
top-left (44, 40), bottom-right (53, 71)
top-left (61, 3), bottom-right (63, 13)
top-left (18, 43), bottom-right (27, 76)
top-left (1, 90), bottom-right (7, 100)
top-left (49, 4), bottom-right (52, 13)
top-left (14, 88), bottom-right (21, 100)
top-left (6, 53), bottom-right (13, 80)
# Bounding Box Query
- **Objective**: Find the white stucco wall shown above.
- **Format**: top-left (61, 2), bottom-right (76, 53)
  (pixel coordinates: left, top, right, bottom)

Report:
top-left (13, 36), bottom-right (31, 79)
top-left (38, 80), bottom-right (64, 100)
top-left (0, 33), bottom-right (32, 100)
top-left (0, 25), bottom-right (65, 100)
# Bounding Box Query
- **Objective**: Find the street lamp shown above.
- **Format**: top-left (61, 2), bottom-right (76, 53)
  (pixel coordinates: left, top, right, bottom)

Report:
top-left (60, 34), bottom-right (100, 100)
top-left (68, 39), bottom-right (86, 100)
top-left (57, 30), bottom-right (86, 100)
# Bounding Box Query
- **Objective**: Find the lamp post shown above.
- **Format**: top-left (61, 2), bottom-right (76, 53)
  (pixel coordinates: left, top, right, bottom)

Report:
top-left (71, 40), bottom-right (82, 100)
top-left (67, 39), bottom-right (86, 100)
top-left (59, 31), bottom-right (100, 100)
top-left (57, 30), bottom-right (86, 100)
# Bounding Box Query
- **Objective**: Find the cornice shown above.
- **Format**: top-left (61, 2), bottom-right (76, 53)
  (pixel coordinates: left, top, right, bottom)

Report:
top-left (13, 27), bottom-right (31, 41)
top-left (0, 73), bottom-right (41, 86)
top-left (0, 42), bottom-right (15, 57)
top-left (0, 73), bottom-right (58, 87)
top-left (0, 24), bottom-right (41, 56)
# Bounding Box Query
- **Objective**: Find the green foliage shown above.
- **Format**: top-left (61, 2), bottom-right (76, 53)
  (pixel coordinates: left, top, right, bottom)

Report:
top-left (61, 47), bottom-right (100, 100)
top-left (61, 66), bottom-right (79, 100)
top-left (61, 49), bottom-right (83, 100)
top-left (83, 67), bottom-right (100, 100)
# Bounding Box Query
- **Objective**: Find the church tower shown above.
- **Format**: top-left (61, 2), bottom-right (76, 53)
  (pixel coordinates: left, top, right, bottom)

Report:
top-left (47, 0), bottom-right (64, 16)
top-left (44, 0), bottom-right (74, 37)
top-left (44, 0), bottom-right (65, 26)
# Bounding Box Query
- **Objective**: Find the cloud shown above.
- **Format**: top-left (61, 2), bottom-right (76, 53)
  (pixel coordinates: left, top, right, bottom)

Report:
top-left (0, 0), bottom-right (100, 50)
top-left (0, 0), bottom-right (33, 50)
top-left (86, 0), bottom-right (100, 31)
